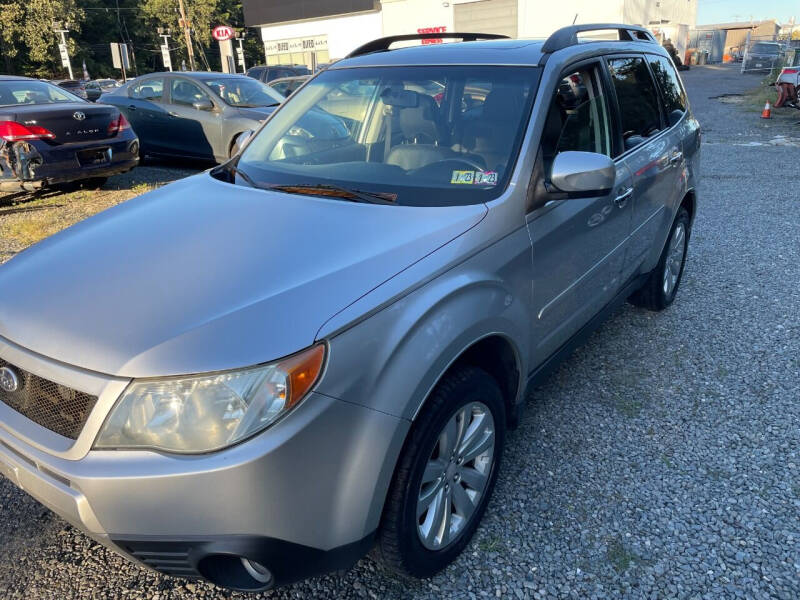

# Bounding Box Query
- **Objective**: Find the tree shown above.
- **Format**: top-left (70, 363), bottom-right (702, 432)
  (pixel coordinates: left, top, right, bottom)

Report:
top-left (142, 0), bottom-right (217, 69)
top-left (0, 0), bottom-right (84, 77)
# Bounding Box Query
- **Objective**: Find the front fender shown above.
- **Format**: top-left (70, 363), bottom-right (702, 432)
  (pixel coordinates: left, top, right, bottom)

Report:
top-left (316, 225), bottom-right (532, 422)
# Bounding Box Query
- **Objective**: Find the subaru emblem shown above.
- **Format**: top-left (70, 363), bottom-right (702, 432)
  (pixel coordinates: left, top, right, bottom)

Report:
top-left (0, 366), bottom-right (20, 393)
top-left (73, 111), bottom-right (86, 121)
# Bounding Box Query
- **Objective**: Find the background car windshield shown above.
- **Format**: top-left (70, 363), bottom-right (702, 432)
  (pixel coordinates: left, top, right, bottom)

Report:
top-left (203, 77), bottom-right (283, 107)
top-left (0, 80), bottom-right (81, 106)
top-left (237, 65), bottom-right (539, 206)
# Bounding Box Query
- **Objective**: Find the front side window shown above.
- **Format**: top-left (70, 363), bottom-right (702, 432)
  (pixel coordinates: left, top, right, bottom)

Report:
top-left (202, 77), bottom-right (283, 107)
top-left (540, 66), bottom-right (611, 171)
top-left (0, 81), bottom-right (81, 106)
top-left (236, 65), bottom-right (539, 206)
top-left (130, 78), bottom-right (164, 101)
top-left (607, 57), bottom-right (663, 151)
top-left (648, 54), bottom-right (687, 126)
top-left (170, 79), bottom-right (209, 107)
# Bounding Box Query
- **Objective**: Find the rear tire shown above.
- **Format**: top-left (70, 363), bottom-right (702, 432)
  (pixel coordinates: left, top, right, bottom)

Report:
top-left (629, 207), bottom-right (690, 311)
top-left (378, 366), bottom-right (505, 578)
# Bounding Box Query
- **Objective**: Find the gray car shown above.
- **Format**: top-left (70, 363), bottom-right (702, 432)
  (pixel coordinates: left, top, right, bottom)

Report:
top-left (0, 25), bottom-right (699, 592)
top-left (101, 72), bottom-right (285, 162)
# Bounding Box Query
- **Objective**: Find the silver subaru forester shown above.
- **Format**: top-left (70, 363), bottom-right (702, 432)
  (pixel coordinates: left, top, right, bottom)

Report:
top-left (0, 25), bottom-right (699, 591)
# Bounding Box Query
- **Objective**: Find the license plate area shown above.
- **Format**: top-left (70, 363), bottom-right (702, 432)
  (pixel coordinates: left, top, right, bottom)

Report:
top-left (77, 147), bottom-right (111, 166)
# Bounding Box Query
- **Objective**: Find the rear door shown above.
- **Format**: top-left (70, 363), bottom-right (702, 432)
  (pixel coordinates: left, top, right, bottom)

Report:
top-left (164, 77), bottom-right (221, 159)
top-left (527, 61), bottom-right (633, 366)
top-left (126, 77), bottom-right (168, 152)
top-left (604, 55), bottom-right (683, 279)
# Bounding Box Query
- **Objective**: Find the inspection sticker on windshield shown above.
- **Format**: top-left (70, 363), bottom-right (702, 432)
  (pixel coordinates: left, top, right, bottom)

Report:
top-left (451, 170), bottom-right (498, 186)
top-left (475, 171), bottom-right (498, 185)
top-left (451, 170), bottom-right (475, 184)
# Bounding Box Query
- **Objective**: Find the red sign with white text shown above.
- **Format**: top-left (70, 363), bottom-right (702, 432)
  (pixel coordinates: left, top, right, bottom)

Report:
top-left (212, 26), bottom-right (235, 42)
top-left (418, 26), bottom-right (447, 45)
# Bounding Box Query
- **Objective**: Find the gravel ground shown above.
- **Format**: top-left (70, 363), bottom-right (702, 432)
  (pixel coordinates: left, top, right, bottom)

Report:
top-left (1, 64), bottom-right (799, 599)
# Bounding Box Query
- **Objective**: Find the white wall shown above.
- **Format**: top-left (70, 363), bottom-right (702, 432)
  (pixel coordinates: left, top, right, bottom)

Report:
top-left (381, 0), bottom-right (454, 38)
top-left (623, 0), bottom-right (697, 29)
top-left (518, 0), bottom-right (625, 38)
top-left (259, 11), bottom-right (382, 60)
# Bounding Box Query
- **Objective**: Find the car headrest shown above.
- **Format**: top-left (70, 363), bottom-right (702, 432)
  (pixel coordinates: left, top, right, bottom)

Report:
top-left (397, 92), bottom-right (441, 144)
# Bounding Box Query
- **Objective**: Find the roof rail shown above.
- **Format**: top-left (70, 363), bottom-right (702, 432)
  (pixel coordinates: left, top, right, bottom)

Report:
top-left (541, 23), bottom-right (657, 53)
top-left (346, 32), bottom-right (509, 58)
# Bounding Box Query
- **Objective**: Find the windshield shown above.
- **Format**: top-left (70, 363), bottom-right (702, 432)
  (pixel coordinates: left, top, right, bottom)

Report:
top-left (235, 65), bottom-right (539, 206)
top-left (0, 80), bottom-right (82, 106)
top-left (203, 77), bottom-right (284, 108)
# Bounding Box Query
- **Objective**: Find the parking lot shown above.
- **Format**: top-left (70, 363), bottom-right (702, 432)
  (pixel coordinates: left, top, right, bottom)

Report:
top-left (1, 63), bottom-right (799, 599)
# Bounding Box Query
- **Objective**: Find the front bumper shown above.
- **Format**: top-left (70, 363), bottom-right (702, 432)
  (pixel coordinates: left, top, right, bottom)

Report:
top-left (0, 341), bottom-right (408, 589)
top-left (0, 135), bottom-right (139, 192)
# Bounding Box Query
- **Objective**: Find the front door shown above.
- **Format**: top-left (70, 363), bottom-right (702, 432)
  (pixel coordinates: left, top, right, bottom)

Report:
top-left (527, 62), bottom-right (633, 366)
top-left (164, 77), bottom-right (220, 159)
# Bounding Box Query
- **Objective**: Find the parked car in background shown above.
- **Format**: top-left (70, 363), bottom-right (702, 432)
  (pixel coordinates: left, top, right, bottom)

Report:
top-left (245, 64), bottom-right (311, 83)
top-left (53, 79), bottom-right (90, 100)
top-left (774, 64), bottom-right (799, 109)
top-left (101, 71), bottom-right (285, 162)
top-left (94, 78), bottom-right (121, 93)
top-left (267, 75), bottom-right (309, 97)
top-left (83, 81), bottom-right (103, 102)
top-left (0, 26), bottom-right (698, 592)
top-left (744, 41), bottom-right (782, 71)
top-left (0, 76), bottom-right (138, 191)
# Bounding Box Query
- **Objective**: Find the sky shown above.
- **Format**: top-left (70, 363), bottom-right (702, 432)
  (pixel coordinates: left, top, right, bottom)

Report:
top-left (697, 0), bottom-right (797, 25)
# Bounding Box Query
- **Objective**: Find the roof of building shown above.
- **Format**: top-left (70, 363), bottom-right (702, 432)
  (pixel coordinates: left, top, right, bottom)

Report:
top-left (695, 19), bottom-right (779, 31)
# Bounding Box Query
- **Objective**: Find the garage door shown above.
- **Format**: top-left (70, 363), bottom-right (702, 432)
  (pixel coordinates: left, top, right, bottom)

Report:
top-left (454, 0), bottom-right (518, 39)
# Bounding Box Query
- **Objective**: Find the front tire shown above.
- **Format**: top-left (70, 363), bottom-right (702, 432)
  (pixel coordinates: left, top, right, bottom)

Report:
top-left (629, 207), bottom-right (690, 311)
top-left (378, 366), bottom-right (506, 577)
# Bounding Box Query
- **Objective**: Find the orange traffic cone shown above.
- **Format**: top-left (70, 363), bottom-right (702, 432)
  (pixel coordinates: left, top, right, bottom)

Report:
top-left (761, 101), bottom-right (771, 118)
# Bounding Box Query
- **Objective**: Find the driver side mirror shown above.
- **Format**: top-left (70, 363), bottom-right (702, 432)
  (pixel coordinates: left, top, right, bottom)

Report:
top-left (550, 151), bottom-right (616, 195)
top-left (193, 98), bottom-right (214, 111)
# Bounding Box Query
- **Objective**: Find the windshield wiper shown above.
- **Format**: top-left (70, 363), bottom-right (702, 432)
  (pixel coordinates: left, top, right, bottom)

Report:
top-left (264, 183), bottom-right (397, 204)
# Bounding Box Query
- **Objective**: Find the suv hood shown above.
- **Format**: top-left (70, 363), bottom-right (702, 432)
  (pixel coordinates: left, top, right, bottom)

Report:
top-left (0, 173), bottom-right (486, 377)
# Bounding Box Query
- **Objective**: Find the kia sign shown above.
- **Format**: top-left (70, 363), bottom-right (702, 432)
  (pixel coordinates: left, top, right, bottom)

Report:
top-left (212, 25), bottom-right (234, 42)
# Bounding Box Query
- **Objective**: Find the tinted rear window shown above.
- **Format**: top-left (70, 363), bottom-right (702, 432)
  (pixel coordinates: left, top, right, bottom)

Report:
top-left (0, 80), bottom-right (81, 106)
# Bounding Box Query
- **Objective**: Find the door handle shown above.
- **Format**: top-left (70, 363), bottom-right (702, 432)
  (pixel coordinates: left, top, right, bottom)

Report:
top-left (614, 187), bottom-right (633, 208)
top-left (168, 111), bottom-right (179, 117)
top-left (127, 105), bottom-right (137, 111)
top-left (669, 151), bottom-right (683, 165)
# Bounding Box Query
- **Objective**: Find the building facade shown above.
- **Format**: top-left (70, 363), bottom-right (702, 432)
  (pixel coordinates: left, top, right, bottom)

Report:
top-left (243, 0), bottom-right (698, 68)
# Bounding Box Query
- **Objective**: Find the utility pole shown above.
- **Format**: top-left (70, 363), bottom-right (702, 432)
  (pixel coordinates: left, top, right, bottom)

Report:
top-left (53, 23), bottom-right (74, 80)
top-left (177, 0), bottom-right (196, 71)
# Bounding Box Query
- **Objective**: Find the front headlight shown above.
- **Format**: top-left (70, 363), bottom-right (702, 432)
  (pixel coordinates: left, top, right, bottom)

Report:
top-left (94, 344), bottom-right (325, 453)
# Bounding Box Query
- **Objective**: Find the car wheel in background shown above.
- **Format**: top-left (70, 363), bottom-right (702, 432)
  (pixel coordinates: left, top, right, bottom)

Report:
top-left (629, 207), bottom-right (690, 311)
top-left (83, 177), bottom-right (108, 190)
top-left (378, 366), bottom-right (506, 577)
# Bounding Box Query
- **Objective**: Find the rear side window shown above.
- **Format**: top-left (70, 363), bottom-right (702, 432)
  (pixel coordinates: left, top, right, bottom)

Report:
top-left (648, 55), bottom-right (687, 126)
top-left (130, 78), bottom-right (164, 101)
top-left (606, 57), bottom-right (662, 151)
top-left (246, 67), bottom-right (264, 79)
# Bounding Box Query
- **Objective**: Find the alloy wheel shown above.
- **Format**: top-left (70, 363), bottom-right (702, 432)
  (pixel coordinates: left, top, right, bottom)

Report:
top-left (663, 221), bottom-right (686, 297)
top-left (416, 401), bottom-right (495, 551)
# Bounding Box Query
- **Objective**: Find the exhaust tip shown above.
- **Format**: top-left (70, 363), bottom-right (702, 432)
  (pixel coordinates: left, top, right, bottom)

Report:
top-left (197, 554), bottom-right (274, 591)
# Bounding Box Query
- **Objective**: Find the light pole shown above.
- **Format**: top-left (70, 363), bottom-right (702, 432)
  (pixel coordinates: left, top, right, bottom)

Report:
top-left (235, 34), bottom-right (246, 72)
top-left (53, 22), bottom-right (74, 80)
top-left (158, 27), bottom-right (172, 71)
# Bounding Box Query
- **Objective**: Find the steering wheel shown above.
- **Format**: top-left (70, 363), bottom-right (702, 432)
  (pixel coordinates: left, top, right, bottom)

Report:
top-left (443, 157), bottom-right (488, 172)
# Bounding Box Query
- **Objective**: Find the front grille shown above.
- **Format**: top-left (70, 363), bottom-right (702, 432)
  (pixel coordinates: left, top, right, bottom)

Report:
top-left (0, 358), bottom-right (98, 439)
